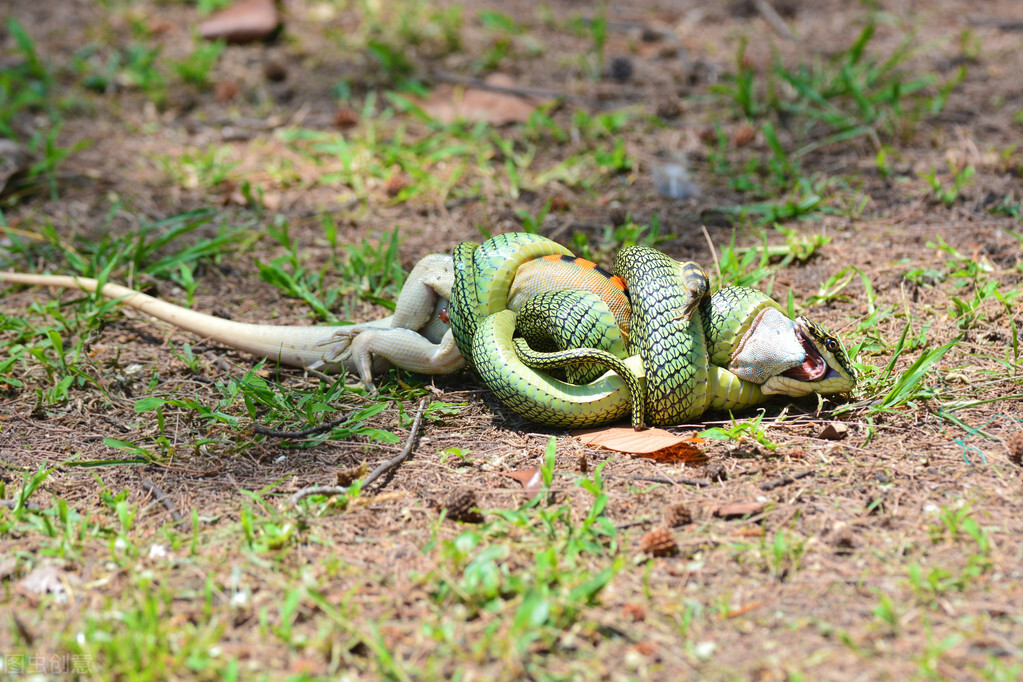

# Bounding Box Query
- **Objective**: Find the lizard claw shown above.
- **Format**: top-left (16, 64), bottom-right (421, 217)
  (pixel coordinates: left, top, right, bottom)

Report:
top-left (324, 325), bottom-right (360, 341)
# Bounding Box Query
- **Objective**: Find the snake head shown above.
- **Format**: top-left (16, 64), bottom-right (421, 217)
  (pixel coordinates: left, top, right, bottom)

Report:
top-left (761, 317), bottom-right (856, 397)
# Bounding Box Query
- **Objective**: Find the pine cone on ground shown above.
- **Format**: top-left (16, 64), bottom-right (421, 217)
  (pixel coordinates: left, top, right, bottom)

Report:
top-left (1007, 432), bottom-right (1023, 466)
top-left (664, 502), bottom-right (693, 528)
top-left (444, 488), bottom-right (483, 523)
top-left (639, 527), bottom-right (678, 557)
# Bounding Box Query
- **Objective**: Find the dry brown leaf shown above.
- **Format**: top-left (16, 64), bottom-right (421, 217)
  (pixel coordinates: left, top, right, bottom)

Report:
top-left (817, 422), bottom-right (849, 440)
top-left (724, 600), bottom-right (765, 618)
top-left (417, 74), bottom-right (542, 126)
top-left (501, 467), bottom-right (544, 493)
top-left (573, 425), bottom-right (705, 463)
top-left (731, 527), bottom-right (764, 537)
top-left (713, 501), bottom-right (767, 520)
top-left (199, 0), bottom-right (280, 44)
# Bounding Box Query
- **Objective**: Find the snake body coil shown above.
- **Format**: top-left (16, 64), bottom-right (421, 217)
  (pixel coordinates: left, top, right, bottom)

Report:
top-left (450, 233), bottom-right (856, 429)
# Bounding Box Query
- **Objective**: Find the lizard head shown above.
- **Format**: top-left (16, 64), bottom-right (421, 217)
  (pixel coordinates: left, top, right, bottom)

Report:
top-left (730, 307), bottom-right (856, 398)
top-left (760, 316), bottom-right (856, 397)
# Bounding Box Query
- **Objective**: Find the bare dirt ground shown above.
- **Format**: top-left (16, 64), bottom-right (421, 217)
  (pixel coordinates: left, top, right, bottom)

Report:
top-left (1, 0), bottom-right (1022, 679)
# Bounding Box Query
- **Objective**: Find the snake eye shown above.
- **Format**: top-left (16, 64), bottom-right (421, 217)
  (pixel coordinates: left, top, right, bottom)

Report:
top-left (824, 337), bottom-right (838, 352)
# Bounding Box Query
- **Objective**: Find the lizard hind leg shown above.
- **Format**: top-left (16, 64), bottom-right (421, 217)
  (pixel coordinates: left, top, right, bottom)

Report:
top-left (342, 327), bottom-right (465, 389)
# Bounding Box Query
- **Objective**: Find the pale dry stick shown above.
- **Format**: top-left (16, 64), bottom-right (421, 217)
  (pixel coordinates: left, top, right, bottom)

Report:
top-left (0, 499), bottom-right (45, 511)
top-left (752, 0), bottom-right (796, 41)
top-left (430, 70), bottom-right (584, 103)
top-left (605, 474), bottom-right (710, 488)
top-left (141, 479), bottom-right (187, 526)
top-left (289, 397), bottom-right (430, 506)
top-left (758, 469), bottom-right (815, 491)
top-left (700, 225), bottom-right (722, 285)
top-left (968, 17), bottom-right (1023, 31)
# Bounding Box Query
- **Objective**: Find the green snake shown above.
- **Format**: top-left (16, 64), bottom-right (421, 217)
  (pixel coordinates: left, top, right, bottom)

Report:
top-left (449, 233), bottom-right (856, 429)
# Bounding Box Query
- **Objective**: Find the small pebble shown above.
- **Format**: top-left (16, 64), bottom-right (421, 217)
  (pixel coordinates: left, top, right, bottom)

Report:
top-left (608, 201), bottom-right (628, 226)
top-left (607, 56), bottom-right (634, 82)
top-left (654, 99), bottom-right (681, 120)
top-left (651, 161), bottom-right (700, 200)
top-left (705, 461), bottom-right (727, 482)
top-left (215, 80), bottom-right (240, 101)
top-left (333, 106), bottom-right (359, 128)
top-left (263, 59), bottom-right (288, 82)
top-left (731, 123), bottom-right (756, 147)
top-left (828, 523), bottom-right (856, 554)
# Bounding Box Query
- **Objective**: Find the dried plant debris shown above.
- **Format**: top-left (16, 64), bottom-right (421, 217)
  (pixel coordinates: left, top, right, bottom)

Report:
top-left (639, 528), bottom-right (679, 557)
top-left (442, 487), bottom-right (483, 523)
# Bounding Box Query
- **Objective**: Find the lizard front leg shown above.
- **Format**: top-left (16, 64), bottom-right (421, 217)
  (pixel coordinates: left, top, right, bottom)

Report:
top-left (323, 254), bottom-right (463, 387)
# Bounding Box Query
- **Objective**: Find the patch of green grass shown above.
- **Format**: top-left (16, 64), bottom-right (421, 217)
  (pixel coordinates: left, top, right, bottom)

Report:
top-left (700, 410), bottom-right (778, 451)
top-left (566, 5), bottom-right (608, 80)
top-left (330, 0), bottom-right (462, 82)
top-left (988, 194), bottom-right (1022, 218)
top-left (67, 574), bottom-right (228, 677)
top-left (920, 162), bottom-right (975, 207)
top-left (279, 96), bottom-right (642, 211)
top-left (0, 211), bottom-right (253, 409)
top-left (718, 21), bottom-right (961, 147)
top-left (334, 225), bottom-right (408, 309)
top-left (0, 18), bottom-right (57, 138)
top-left (872, 592), bottom-right (901, 636)
top-left (0, 18), bottom-right (88, 199)
top-left (418, 455), bottom-right (621, 667)
top-left (155, 146), bottom-right (239, 191)
top-left (171, 38), bottom-right (226, 89)
top-left (76, 42), bottom-right (167, 101)
top-left (566, 214), bottom-right (668, 263)
top-left (707, 19), bottom-right (966, 227)
top-left (257, 216), bottom-right (344, 321)
top-left (838, 232), bottom-right (1023, 439)
top-left (765, 530), bottom-right (807, 579)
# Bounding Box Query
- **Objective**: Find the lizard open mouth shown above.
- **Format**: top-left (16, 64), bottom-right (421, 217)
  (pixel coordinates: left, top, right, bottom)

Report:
top-left (781, 324), bottom-right (828, 382)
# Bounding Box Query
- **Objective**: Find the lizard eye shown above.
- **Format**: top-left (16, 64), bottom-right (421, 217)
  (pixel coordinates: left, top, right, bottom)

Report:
top-left (824, 338), bottom-right (838, 352)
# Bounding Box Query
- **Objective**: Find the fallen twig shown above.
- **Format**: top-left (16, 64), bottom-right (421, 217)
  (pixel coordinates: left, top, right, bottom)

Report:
top-left (752, 0), bottom-right (796, 41)
top-left (759, 469), bottom-right (814, 491)
top-left (0, 498), bottom-right (44, 511)
top-left (360, 397), bottom-right (430, 488)
top-left (290, 398), bottom-right (429, 506)
top-left (607, 474), bottom-right (711, 488)
top-left (254, 410), bottom-right (357, 439)
top-left (142, 479), bottom-right (187, 526)
top-left (288, 484), bottom-right (349, 503)
top-left (968, 17), bottom-right (1023, 31)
